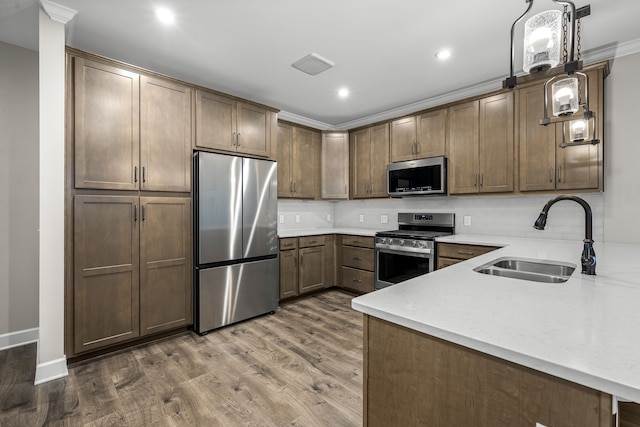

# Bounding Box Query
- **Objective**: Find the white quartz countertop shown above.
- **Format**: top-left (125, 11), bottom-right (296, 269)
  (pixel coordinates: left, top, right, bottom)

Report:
top-left (352, 233), bottom-right (640, 402)
top-left (278, 227), bottom-right (380, 238)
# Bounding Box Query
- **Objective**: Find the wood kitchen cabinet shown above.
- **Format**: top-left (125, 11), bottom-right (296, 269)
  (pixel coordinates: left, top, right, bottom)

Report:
top-left (279, 235), bottom-right (330, 299)
top-left (363, 315), bottom-right (613, 426)
top-left (448, 92), bottom-right (514, 194)
top-left (195, 89), bottom-right (273, 158)
top-left (437, 242), bottom-right (499, 269)
top-left (518, 66), bottom-right (604, 192)
top-left (321, 132), bottom-right (349, 199)
top-left (340, 235), bottom-right (375, 293)
top-left (277, 122), bottom-right (319, 199)
top-left (73, 195), bottom-right (191, 354)
top-left (350, 123), bottom-right (390, 199)
top-left (390, 109), bottom-right (447, 163)
top-left (74, 57), bottom-right (192, 192)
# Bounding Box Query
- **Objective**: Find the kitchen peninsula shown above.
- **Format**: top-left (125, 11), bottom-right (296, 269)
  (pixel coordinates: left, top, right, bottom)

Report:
top-left (352, 234), bottom-right (640, 426)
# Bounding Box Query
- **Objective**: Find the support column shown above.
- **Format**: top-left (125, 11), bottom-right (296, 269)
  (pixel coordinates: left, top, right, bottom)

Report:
top-left (35, 0), bottom-right (76, 385)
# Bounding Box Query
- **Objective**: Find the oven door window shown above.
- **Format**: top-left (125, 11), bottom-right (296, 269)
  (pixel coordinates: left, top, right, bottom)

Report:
top-left (377, 250), bottom-right (433, 285)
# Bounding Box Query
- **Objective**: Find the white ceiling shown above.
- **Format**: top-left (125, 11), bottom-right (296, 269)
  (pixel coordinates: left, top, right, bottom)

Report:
top-left (2, 0), bottom-right (640, 129)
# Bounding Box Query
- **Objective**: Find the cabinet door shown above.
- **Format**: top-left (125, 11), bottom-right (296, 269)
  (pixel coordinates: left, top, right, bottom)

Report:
top-left (74, 58), bottom-right (139, 190)
top-left (390, 116), bottom-right (417, 162)
top-left (291, 126), bottom-right (317, 199)
top-left (370, 123), bottom-right (391, 197)
top-left (324, 235), bottom-right (336, 287)
top-left (279, 249), bottom-right (298, 299)
top-left (140, 76), bottom-right (192, 192)
top-left (556, 69), bottom-right (601, 191)
top-left (139, 197), bottom-right (192, 336)
top-left (416, 109), bottom-right (446, 158)
top-left (73, 195), bottom-right (140, 354)
top-left (237, 102), bottom-right (271, 157)
top-left (448, 100), bottom-right (480, 194)
top-left (519, 84), bottom-right (557, 192)
top-left (277, 122), bottom-right (294, 197)
top-left (321, 132), bottom-right (349, 199)
top-left (479, 92), bottom-right (514, 193)
top-left (195, 90), bottom-right (236, 152)
top-left (298, 246), bottom-right (325, 294)
top-left (351, 128), bottom-right (371, 198)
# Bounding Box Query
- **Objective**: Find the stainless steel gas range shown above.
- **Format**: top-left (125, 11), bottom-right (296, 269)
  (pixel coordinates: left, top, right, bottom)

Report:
top-left (375, 213), bottom-right (455, 290)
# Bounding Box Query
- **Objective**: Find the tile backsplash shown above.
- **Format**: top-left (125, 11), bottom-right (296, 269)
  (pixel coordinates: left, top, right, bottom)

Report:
top-left (279, 193), bottom-right (604, 242)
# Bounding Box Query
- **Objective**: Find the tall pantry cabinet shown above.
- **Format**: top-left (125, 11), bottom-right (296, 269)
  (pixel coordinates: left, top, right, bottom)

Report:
top-left (67, 50), bottom-right (192, 357)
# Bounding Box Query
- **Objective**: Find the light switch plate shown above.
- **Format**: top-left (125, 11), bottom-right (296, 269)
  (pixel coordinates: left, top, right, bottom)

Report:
top-left (326, 214), bottom-right (331, 222)
top-left (463, 215), bottom-right (472, 226)
top-left (279, 214), bottom-right (284, 224)
top-left (381, 214), bottom-right (388, 224)
top-left (295, 214), bottom-right (300, 223)
top-left (359, 214), bottom-right (364, 223)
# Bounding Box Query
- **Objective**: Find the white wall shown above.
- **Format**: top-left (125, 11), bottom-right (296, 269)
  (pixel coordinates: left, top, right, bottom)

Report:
top-left (603, 52), bottom-right (640, 244)
top-left (0, 41), bottom-right (39, 339)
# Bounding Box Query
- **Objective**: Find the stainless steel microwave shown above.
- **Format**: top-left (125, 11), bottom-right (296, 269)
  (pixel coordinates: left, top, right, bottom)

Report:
top-left (387, 156), bottom-right (447, 197)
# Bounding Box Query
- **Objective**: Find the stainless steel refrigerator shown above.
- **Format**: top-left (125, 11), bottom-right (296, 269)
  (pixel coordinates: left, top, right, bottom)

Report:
top-left (194, 151), bottom-right (278, 334)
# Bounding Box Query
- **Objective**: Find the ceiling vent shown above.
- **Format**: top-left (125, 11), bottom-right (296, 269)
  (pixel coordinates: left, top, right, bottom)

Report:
top-left (291, 53), bottom-right (334, 76)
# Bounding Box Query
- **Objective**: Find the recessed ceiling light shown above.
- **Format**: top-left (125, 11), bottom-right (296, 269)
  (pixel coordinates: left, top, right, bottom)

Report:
top-left (338, 88), bottom-right (349, 98)
top-left (156, 7), bottom-right (175, 25)
top-left (435, 49), bottom-right (452, 60)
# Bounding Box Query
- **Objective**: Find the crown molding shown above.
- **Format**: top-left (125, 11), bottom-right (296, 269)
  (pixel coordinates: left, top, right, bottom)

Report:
top-left (38, 0), bottom-right (77, 24)
top-left (277, 111), bottom-right (335, 131)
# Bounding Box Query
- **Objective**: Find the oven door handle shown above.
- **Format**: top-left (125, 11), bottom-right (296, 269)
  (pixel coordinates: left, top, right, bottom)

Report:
top-left (376, 246), bottom-right (433, 257)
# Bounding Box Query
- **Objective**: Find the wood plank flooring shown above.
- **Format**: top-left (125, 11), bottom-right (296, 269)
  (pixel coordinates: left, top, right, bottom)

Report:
top-left (0, 290), bottom-right (363, 426)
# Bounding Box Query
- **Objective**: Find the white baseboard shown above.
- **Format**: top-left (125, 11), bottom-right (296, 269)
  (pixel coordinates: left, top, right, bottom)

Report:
top-left (0, 327), bottom-right (39, 351)
top-left (34, 355), bottom-right (68, 385)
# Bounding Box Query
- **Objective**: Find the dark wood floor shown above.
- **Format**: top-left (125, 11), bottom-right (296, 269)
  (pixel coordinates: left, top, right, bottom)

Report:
top-left (0, 290), bottom-right (363, 426)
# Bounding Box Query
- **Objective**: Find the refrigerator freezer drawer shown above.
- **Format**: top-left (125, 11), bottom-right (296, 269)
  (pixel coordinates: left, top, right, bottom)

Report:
top-left (196, 257), bottom-right (278, 333)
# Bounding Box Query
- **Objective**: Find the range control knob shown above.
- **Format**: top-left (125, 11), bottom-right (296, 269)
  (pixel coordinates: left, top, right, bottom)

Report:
top-left (411, 241), bottom-right (418, 247)
top-left (398, 239), bottom-right (405, 246)
top-left (418, 241), bottom-right (427, 249)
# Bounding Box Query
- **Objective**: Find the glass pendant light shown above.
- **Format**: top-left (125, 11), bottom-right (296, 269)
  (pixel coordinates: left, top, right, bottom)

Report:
top-left (551, 77), bottom-right (580, 116)
top-left (523, 10), bottom-right (563, 73)
top-left (569, 118), bottom-right (589, 142)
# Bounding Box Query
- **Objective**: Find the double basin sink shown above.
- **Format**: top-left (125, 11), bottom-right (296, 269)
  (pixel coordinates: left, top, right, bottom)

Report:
top-left (473, 257), bottom-right (576, 283)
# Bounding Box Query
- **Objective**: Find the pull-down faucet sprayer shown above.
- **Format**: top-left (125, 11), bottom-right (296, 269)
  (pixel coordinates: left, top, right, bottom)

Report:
top-left (533, 195), bottom-right (596, 275)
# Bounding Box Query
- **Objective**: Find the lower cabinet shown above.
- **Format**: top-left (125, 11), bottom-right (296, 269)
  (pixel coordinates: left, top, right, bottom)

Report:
top-left (340, 235), bottom-right (375, 293)
top-left (437, 242), bottom-right (499, 269)
top-left (73, 195), bottom-right (191, 355)
top-left (364, 315), bottom-right (613, 426)
top-left (279, 235), bottom-right (330, 300)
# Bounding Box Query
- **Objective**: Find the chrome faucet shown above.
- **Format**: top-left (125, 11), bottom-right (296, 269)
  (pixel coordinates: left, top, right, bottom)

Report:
top-left (533, 195), bottom-right (596, 275)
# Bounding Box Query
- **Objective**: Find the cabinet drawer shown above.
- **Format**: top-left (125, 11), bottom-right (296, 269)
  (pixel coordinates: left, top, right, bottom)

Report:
top-left (299, 235), bottom-right (325, 248)
top-left (342, 235), bottom-right (375, 248)
top-left (437, 257), bottom-right (460, 269)
top-left (438, 243), bottom-right (498, 260)
top-left (279, 238), bottom-right (298, 250)
top-left (342, 267), bottom-right (374, 293)
top-left (342, 246), bottom-right (374, 271)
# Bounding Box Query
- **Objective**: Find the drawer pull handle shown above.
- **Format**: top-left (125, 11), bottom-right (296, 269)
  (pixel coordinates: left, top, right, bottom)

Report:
top-left (352, 279), bottom-right (362, 283)
top-left (309, 240), bottom-right (317, 244)
top-left (352, 257), bottom-right (363, 261)
top-left (457, 250), bottom-right (474, 255)
top-left (283, 243), bottom-right (293, 247)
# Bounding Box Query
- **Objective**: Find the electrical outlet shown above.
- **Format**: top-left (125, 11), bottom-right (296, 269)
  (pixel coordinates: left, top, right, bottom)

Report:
top-left (359, 214), bottom-right (364, 223)
top-left (380, 214), bottom-right (388, 224)
top-left (535, 423), bottom-right (548, 427)
top-left (279, 214), bottom-right (284, 224)
top-left (326, 214), bottom-right (332, 222)
top-left (464, 215), bottom-right (472, 226)
top-left (295, 214), bottom-right (300, 223)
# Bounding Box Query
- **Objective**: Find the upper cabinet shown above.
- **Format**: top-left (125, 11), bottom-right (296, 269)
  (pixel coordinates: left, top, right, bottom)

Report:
top-left (350, 123), bottom-right (390, 199)
top-left (518, 67), bottom-right (604, 192)
top-left (195, 90), bottom-right (273, 158)
top-left (277, 122), bottom-right (319, 199)
top-left (321, 132), bottom-right (349, 200)
top-left (390, 109), bottom-right (447, 163)
top-left (448, 93), bottom-right (514, 195)
top-left (73, 57), bottom-right (192, 192)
